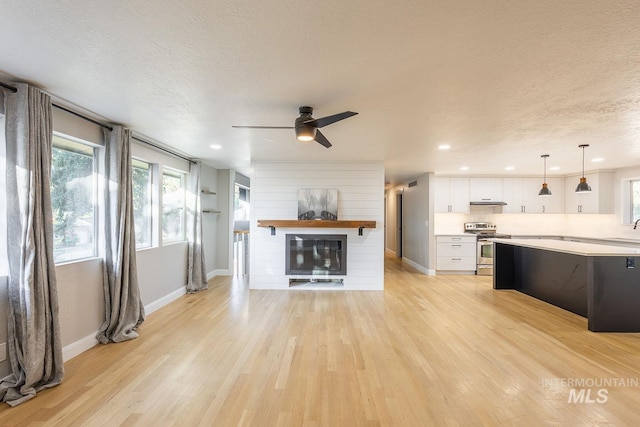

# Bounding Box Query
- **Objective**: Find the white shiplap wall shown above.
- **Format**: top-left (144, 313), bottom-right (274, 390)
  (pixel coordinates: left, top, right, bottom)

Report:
top-left (250, 162), bottom-right (385, 290)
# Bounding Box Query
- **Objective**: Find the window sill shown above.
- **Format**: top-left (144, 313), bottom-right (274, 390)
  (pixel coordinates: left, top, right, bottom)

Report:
top-left (54, 256), bottom-right (101, 267)
top-left (161, 240), bottom-right (188, 247)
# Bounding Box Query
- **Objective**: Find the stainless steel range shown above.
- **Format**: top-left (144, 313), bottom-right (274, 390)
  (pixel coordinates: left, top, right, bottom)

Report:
top-left (464, 222), bottom-right (511, 276)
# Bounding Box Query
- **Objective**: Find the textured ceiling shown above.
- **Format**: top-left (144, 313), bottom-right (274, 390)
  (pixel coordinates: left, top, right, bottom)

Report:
top-left (1, 0), bottom-right (640, 185)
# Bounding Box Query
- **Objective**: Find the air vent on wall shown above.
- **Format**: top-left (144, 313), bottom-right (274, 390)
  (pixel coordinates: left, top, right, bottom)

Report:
top-left (408, 181), bottom-right (418, 188)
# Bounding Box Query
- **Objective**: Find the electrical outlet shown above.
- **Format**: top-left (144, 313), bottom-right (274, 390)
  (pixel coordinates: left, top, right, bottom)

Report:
top-left (626, 258), bottom-right (635, 269)
top-left (0, 342), bottom-right (6, 363)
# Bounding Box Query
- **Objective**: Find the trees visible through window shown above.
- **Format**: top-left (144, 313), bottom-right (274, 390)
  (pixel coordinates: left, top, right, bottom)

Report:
top-left (51, 135), bottom-right (97, 263)
top-left (162, 169), bottom-right (185, 242)
top-left (132, 159), bottom-right (152, 248)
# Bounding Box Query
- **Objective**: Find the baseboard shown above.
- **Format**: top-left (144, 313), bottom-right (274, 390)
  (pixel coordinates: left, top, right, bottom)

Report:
top-left (402, 257), bottom-right (430, 276)
top-left (385, 248), bottom-right (396, 256)
top-left (63, 332), bottom-right (99, 362)
top-left (62, 286), bottom-right (187, 362)
top-left (209, 269), bottom-right (233, 279)
top-left (145, 286), bottom-right (187, 315)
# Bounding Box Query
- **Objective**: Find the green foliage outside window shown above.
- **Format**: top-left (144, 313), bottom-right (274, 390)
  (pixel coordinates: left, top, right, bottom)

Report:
top-left (132, 160), bottom-right (152, 247)
top-left (50, 137), bottom-right (95, 262)
top-left (162, 170), bottom-right (185, 241)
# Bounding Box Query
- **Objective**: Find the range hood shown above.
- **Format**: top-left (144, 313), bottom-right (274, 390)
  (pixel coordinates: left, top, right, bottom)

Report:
top-left (470, 201), bottom-right (507, 206)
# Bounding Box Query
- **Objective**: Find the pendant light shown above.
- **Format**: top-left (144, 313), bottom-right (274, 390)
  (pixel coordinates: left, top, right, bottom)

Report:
top-left (538, 154), bottom-right (552, 196)
top-left (575, 144), bottom-right (592, 193)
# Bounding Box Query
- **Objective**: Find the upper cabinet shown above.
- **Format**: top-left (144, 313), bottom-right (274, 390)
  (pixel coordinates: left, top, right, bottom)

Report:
top-left (434, 177), bottom-right (470, 213)
top-left (503, 177), bottom-right (564, 214)
top-left (434, 173), bottom-right (613, 215)
top-left (564, 172), bottom-right (614, 214)
top-left (469, 178), bottom-right (503, 202)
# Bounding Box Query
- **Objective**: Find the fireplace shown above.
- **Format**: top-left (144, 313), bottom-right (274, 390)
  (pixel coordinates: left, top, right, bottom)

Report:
top-left (285, 234), bottom-right (347, 276)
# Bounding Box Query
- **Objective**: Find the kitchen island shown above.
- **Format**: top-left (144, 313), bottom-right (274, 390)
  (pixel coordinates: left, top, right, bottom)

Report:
top-left (493, 238), bottom-right (640, 332)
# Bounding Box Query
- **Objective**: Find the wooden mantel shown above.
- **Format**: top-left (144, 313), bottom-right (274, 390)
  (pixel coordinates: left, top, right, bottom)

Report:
top-left (257, 219), bottom-right (376, 236)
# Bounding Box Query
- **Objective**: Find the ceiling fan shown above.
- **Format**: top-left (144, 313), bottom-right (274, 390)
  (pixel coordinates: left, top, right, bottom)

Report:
top-left (232, 106), bottom-right (358, 148)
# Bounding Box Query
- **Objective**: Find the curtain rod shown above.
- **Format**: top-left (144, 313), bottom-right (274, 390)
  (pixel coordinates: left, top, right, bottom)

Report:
top-left (0, 81), bottom-right (17, 93)
top-left (2, 80), bottom-right (194, 164)
top-left (53, 104), bottom-right (113, 131)
top-left (132, 136), bottom-right (195, 164)
top-left (2, 80), bottom-right (113, 131)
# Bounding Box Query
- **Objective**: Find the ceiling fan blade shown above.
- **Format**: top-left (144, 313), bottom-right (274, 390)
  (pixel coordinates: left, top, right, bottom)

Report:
top-left (314, 130), bottom-right (332, 148)
top-left (232, 126), bottom-right (294, 129)
top-left (304, 111), bottom-right (358, 128)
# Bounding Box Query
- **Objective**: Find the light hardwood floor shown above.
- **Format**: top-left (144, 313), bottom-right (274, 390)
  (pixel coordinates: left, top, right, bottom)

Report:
top-left (1, 254), bottom-right (639, 426)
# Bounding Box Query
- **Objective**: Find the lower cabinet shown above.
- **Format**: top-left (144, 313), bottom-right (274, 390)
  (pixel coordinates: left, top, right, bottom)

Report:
top-left (436, 235), bottom-right (476, 273)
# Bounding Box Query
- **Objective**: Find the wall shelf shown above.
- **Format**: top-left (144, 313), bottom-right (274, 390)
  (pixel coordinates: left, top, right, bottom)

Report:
top-left (257, 219), bottom-right (376, 236)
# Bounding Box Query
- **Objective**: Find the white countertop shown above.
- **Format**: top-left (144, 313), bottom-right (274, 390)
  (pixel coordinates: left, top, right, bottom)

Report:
top-left (492, 238), bottom-right (640, 256)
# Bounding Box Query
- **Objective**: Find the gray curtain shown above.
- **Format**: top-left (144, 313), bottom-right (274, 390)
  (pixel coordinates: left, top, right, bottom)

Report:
top-left (96, 126), bottom-right (145, 343)
top-left (0, 83), bottom-right (64, 406)
top-left (186, 161), bottom-right (208, 293)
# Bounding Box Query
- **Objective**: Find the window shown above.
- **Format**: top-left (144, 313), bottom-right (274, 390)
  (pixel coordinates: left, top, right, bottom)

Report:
top-left (132, 159), bottom-right (152, 248)
top-left (162, 168), bottom-right (185, 242)
top-left (234, 184), bottom-right (250, 221)
top-left (51, 134), bottom-right (97, 263)
top-left (630, 180), bottom-right (640, 223)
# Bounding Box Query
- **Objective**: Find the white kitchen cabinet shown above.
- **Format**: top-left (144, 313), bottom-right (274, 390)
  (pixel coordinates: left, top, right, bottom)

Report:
top-left (503, 177), bottom-right (564, 213)
top-left (564, 172), bottom-right (613, 214)
top-left (436, 235), bottom-right (476, 272)
top-left (434, 177), bottom-right (470, 213)
top-left (469, 177), bottom-right (503, 202)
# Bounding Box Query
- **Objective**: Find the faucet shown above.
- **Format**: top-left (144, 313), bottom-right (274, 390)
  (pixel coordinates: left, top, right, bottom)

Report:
top-left (634, 219), bottom-right (640, 229)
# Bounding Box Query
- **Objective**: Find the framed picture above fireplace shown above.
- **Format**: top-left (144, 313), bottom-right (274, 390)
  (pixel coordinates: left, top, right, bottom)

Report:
top-left (298, 189), bottom-right (338, 220)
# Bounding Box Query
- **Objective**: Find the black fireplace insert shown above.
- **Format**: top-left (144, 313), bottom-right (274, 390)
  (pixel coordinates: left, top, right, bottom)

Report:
top-left (285, 234), bottom-right (347, 275)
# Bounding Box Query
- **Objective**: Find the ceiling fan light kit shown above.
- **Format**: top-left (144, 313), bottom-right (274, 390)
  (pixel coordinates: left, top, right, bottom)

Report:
top-left (295, 107), bottom-right (316, 141)
top-left (233, 106), bottom-right (358, 149)
top-left (575, 144), bottom-right (592, 193)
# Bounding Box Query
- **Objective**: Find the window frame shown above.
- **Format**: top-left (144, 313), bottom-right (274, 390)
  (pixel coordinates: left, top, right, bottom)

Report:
top-left (629, 179), bottom-right (640, 224)
top-left (132, 158), bottom-right (153, 249)
top-left (50, 132), bottom-right (100, 264)
top-left (161, 167), bottom-right (187, 243)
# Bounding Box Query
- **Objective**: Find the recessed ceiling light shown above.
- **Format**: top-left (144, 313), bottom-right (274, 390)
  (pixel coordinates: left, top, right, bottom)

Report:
top-left (591, 157), bottom-right (604, 162)
top-left (549, 166), bottom-right (560, 171)
top-left (505, 166), bottom-right (515, 171)
top-left (438, 144), bottom-right (451, 150)
top-left (210, 144), bottom-right (222, 150)
top-left (460, 166), bottom-right (469, 171)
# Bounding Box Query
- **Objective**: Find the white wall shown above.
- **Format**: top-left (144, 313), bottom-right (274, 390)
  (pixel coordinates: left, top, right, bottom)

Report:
top-left (387, 173), bottom-right (435, 274)
top-left (215, 169), bottom-right (234, 275)
top-left (200, 163), bottom-right (219, 278)
top-left (56, 258), bottom-right (105, 360)
top-left (250, 161), bottom-right (385, 290)
top-left (137, 243), bottom-right (188, 308)
top-left (385, 186), bottom-right (401, 255)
